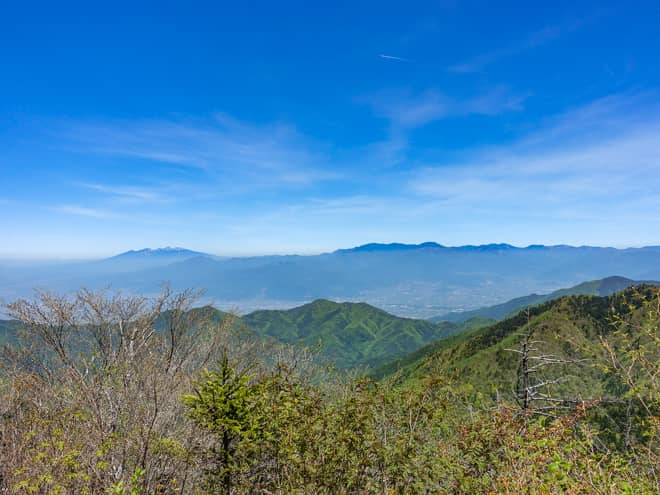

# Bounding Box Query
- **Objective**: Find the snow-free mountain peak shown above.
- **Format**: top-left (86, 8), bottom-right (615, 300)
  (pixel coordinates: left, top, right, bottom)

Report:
top-left (111, 247), bottom-right (208, 259)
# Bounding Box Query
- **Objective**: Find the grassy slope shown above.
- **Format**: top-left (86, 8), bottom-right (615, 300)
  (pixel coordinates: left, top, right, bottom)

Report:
top-left (241, 299), bottom-right (475, 369)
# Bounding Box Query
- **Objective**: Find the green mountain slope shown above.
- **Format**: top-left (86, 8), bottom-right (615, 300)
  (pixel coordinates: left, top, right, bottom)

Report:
top-left (382, 285), bottom-right (660, 402)
top-left (2, 300), bottom-right (482, 370)
top-left (432, 275), bottom-right (649, 323)
top-left (369, 317), bottom-right (494, 380)
top-left (241, 299), bottom-right (481, 369)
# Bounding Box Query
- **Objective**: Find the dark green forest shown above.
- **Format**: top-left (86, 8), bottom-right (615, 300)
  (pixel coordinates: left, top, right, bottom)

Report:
top-left (0, 285), bottom-right (658, 494)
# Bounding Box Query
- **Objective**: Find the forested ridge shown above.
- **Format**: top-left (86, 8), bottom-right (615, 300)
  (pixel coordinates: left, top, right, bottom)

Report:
top-left (0, 285), bottom-right (658, 494)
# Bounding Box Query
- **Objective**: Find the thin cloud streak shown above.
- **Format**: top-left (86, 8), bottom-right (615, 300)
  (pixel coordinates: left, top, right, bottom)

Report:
top-left (364, 87), bottom-right (526, 129)
top-left (448, 17), bottom-right (587, 73)
top-left (52, 205), bottom-right (121, 219)
top-left (77, 183), bottom-right (170, 203)
top-left (379, 54), bottom-right (411, 62)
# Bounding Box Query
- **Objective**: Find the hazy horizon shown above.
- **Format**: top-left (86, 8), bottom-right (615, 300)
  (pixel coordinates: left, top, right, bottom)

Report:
top-left (2, 240), bottom-right (660, 262)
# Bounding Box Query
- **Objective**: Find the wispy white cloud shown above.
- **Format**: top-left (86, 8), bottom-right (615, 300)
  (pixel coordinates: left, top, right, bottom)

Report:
top-left (407, 92), bottom-right (660, 222)
top-left (52, 205), bottom-right (120, 219)
top-left (77, 182), bottom-right (170, 203)
top-left (448, 17), bottom-right (587, 73)
top-left (363, 87), bottom-right (526, 129)
top-left (59, 114), bottom-right (339, 188)
top-left (232, 92), bottom-right (660, 251)
top-left (365, 90), bottom-right (450, 129)
top-left (379, 54), bottom-right (411, 62)
top-left (358, 87), bottom-right (526, 167)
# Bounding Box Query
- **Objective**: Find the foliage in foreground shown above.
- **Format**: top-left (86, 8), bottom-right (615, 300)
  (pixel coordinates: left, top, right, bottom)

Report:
top-left (0, 287), bottom-right (658, 494)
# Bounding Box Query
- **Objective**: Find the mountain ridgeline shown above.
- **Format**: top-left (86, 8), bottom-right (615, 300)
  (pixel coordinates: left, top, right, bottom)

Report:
top-left (3, 243), bottom-right (660, 317)
top-left (432, 275), bottom-right (655, 322)
top-left (241, 299), bottom-right (486, 369)
top-left (0, 298), bottom-right (488, 370)
top-left (2, 277), bottom-right (657, 376)
top-left (374, 284), bottom-right (660, 402)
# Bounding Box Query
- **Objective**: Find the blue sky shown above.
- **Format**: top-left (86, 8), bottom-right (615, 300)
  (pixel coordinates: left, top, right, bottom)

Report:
top-left (2, 0), bottom-right (660, 258)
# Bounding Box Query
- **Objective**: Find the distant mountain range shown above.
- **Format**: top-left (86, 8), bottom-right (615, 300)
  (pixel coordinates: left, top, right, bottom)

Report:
top-left (97, 247), bottom-right (215, 272)
top-left (2, 242), bottom-right (660, 318)
top-left (338, 242), bottom-right (534, 253)
top-left (431, 275), bottom-right (657, 322)
top-left (111, 247), bottom-right (208, 260)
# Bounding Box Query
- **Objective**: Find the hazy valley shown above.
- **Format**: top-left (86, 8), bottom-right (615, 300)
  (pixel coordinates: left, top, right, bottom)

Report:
top-left (4, 243), bottom-right (660, 318)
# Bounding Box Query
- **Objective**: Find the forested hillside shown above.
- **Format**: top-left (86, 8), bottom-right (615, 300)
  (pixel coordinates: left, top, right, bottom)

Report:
top-left (241, 299), bottom-right (481, 368)
top-left (0, 298), bottom-right (483, 371)
top-left (380, 285), bottom-right (660, 400)
top-left (0, 286), bottom-right (658, 494)
top-left (432, 275), bottom-right (652, 322)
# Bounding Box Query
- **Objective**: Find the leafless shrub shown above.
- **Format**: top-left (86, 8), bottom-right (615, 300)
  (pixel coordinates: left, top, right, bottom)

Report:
top-left (0, 287), bottom-right (258, 494)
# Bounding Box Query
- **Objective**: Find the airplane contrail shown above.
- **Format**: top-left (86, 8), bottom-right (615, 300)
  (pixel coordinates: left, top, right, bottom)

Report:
top-left (379, 54), bottom-right (411, 62)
